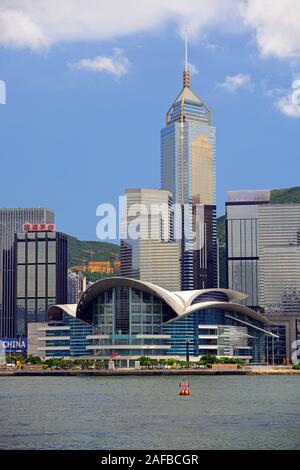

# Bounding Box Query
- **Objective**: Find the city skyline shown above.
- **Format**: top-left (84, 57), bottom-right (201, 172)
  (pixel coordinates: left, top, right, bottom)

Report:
top-left (1, 2), bottom-right (300, 455)
top-left (0, 1), bottom-right (300, 241)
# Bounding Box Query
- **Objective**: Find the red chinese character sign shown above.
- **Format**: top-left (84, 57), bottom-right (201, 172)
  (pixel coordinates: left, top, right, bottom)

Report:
top-left (23, 223), bottom-right (56, 232)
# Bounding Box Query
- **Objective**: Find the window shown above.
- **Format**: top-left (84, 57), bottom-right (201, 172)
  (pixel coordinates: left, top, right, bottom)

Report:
top-left (27, 242), bottom-right (36, 263)
top-left (17, 265), bottom-right (25, 297)
top-left (143, 292), bottom-right (151, 303)
top-left (37, 265), bottom-right (45, 297)
top-left (47, 241), bottom-right (56, 263)
top-left (17, 242), bottom-right (25, 263)
top-left (27, 265), bottom-right (36, 297)
top-left (27, 299), bottom-right (36, 324)
top-left (131, 288), bottom-right (141, 303)
top-left (16, 300), bottom-right (26, 337)
top-left (38, 241), bottom-right (46, 263)
top-left (142, 304), bottom-right (151, 314)
top-left (47, 265), bottom-right (56, 298)
top-left (37, 299), bottom-right (46, 322)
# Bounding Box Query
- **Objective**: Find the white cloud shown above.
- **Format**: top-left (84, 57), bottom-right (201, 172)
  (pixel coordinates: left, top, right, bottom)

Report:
top-left (241, 0), bottom-right (300, 59)
top-left (0, 1), bottom-right (299, 64)
top-left (0, 9), bottom-right (49, 50)
top-left (217, 74), bottom-right (254, 93)
top-left (71, 49), bottom-right (130, 76)
top-left (275, 78), bottom-right (300, 118)
top-left (0, 0), bottom-right (238, 50)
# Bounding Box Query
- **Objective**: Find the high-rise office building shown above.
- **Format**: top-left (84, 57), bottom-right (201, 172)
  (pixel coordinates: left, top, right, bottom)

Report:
top-left (226, 194), bottom-right (300, 362)
top-left (120, 188), bottom-right (181, 291)
top-left (0, 208), bottom-right (54, 337)
top-left (14, 226), bottom-right (68, 338)
top-left (226, 190), bottom-right (271, 309)
top-left (258, 204), bottom-right (300, 362)
top-left (161, 38), bottom-right (217, 290)
top-left (67, 269), bottom-right (86, 304)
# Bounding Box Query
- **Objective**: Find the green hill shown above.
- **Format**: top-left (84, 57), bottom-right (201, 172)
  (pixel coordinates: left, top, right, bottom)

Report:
top-left (270, 187), bottom-right (300, 204)
top-left (68, 236), bottom-right (119, 267)
top-left (67, 236), bottom-right (120, 282)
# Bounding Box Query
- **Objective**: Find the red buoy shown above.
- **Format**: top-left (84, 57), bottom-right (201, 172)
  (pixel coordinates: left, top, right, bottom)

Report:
top-left (179, 379), bottom-right (191, 396)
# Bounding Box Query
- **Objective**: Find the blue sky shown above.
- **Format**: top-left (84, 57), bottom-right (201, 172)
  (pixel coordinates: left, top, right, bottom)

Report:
top-left (0, 0), bottom-right (299, 241)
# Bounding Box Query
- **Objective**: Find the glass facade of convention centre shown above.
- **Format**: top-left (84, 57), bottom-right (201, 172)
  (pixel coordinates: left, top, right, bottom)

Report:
top-left (28, 314), bottom-right (93, 358)
top-left (28, 279), bottom-right (275, 363)
top-left (164, 309), bottom-right (266, 363)
top-left (80, 286), bottom-right (175, 357)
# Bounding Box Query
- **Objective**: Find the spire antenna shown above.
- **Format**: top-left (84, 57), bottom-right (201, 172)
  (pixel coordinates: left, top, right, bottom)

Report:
top-left (185, 30), bottom-right (188, 72)
top-left (183, 30), bottom-right (190, 88)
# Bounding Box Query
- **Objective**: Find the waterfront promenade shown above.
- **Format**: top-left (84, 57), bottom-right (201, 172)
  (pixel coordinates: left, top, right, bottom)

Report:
top-left (1, 366), bottom-right (300, 377)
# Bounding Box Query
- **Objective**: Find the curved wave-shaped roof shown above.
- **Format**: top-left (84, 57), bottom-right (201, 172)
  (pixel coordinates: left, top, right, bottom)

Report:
top-left (46, 304), bottom-right (77, 322)
top-left (47, 277), bottom-right (272, 330)
top-left (74, 277), bottom-right (269, 324)
top-left (76, 277), bottom-right (186, 320)
top-left (76, 277), bottom-right (247, 317)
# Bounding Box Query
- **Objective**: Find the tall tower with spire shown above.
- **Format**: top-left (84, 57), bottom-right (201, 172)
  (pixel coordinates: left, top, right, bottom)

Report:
top-left (161, 33), bottom-right (217, 290)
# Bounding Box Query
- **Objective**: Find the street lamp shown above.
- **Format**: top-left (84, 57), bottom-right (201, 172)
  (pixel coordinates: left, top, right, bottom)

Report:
top-left (186, 339), bottom-right (190, 364)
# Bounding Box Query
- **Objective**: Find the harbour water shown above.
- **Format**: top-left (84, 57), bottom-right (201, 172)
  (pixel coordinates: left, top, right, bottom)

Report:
top-left (0, 375), bottom-right (299, 450)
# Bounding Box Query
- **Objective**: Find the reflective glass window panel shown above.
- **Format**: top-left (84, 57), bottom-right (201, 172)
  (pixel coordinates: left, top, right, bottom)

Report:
top-left (27, 242), bottom-right (36, 263)
top-left (37, 299), bottom-right (46, 322)
top-left (47, 241), bottom-right (56, 263)
top-left (37, 264), bottom-right (45, 297)
top-left (38, 241), bottom-right (46, 263)
top-left (27, 265), bottom-right (36, 297)
top-left (47, 265), bottom-right (56, 298)
top-left (27, 299), bottom-right (36, 324)
top-left (17, 265), bottom-right (25, 297)
top-left (17, 242), bottom-right (25, 263)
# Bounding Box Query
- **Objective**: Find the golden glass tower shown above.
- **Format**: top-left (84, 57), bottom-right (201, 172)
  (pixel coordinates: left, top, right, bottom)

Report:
top-left (161, 34), bottom-right (217, 289)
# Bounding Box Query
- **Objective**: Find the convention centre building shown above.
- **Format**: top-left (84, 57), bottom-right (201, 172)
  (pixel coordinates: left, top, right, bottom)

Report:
top-left (28, 277), bottom-right (278, 363)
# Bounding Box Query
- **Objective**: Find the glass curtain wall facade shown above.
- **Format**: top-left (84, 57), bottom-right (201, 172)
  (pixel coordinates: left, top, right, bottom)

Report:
top-left (74, 283), bottom-right (270, 362)
top-left (161, 71), bottom-right (217, 290)
top-left (0, 208), bottom-right (54, 337)
top-left (14, 231), bottom-right (67, 338)
top-left (259, 204), bottom-right (300, 312)
top-left (164, 309), bottom-right (266, 363)
top-left (226, 196), bottom-right (300, 362)
top-left (79, 286), bottom-right (174, 357)
top-left (226, 190), bottom-right (270, 309)
top-left (28, 315), bottom-right (93, 358)
top-left (258, 204), bottom-right (300, 362)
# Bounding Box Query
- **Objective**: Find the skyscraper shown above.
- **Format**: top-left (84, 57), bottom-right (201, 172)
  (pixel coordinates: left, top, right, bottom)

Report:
top-left (120, 188), bottom-right (181, 291)
top-left (0, 208), bottom-right (54, 338)
top-left (161, 35), bottom-right (217, 290)
top-left (226, 194), bottom-right (300, 362)
top-left (14, 226), bottom-right (68, 338)
top-left (258, 204), bottom-right (300, 362)
top-left (67, 269), bottom-right (87, 304)
top-left (226, 190), bottom-right (271, 309)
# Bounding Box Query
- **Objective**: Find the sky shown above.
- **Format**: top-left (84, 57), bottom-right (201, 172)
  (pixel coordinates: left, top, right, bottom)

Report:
top-left (0, 0), bottom-right (299, 241)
